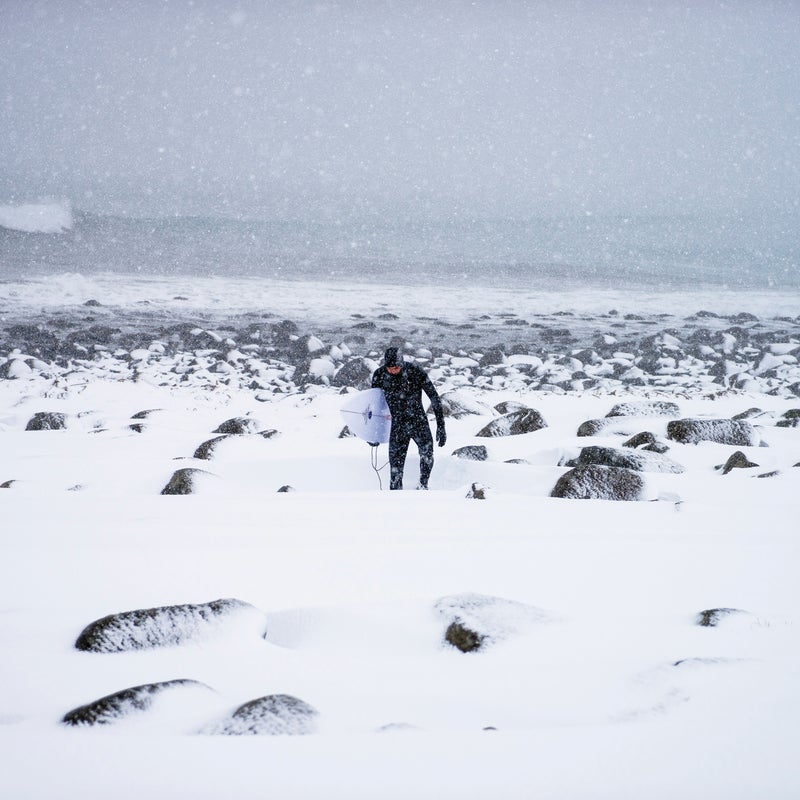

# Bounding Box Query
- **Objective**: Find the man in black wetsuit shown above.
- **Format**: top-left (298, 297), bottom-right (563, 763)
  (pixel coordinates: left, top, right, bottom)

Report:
top-left (371, 347), bottom-right (446, 490)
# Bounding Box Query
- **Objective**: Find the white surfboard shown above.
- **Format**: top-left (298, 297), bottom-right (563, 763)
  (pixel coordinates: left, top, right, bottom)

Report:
top-left (340, 388), bottom-right (392, 444)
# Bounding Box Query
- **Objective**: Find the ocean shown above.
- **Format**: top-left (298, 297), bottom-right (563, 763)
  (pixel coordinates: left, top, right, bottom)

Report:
top-left (2, 211), bottom-right (798, 292)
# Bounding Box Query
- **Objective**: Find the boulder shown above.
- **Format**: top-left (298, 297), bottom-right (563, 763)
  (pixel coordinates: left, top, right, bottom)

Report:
top-left (466, 482), bottom-right (487, 499)
top-left (476, 408), bottom-right (546, 437)
top-left (25, 411), bottom-right (67, 431)
top-left (574, 446), bottom-right (684, 473)
top-left (577, 419), bottom-right (610, 437)
top-left (436, 593), bottom-right (553, 653)
top-left (479, 346), bottom-right (506, 366)
top-left (62, 680), bottom-right (211, 726)
top-left (160, 467), bottom-right (216, 495)
top-left (622, 431), bottom-right (657, 448)
top-left (606, 401), bottom-right (680, 418)
top-left (696, 608), bottom-right (749, 627)
top-left (493, 400), bottom-right (531, 415)
top-left (6, 324), bottom-right (59, 355)
top-left (452, 445), bottom-right (488, 461)
top-left (202, 694), bottom-right (319, 735)
top-left (776, 408), bottom-right (800, 428)
top-left (75, 598), bottom-right (265, 653)
top-left (331, 358), bottom-right (373, 389)
top-left (667, 418), bottom-right (760, 446)
top-left (193, 435), bottom-right (233, 460)
top-left (551, 465), bottom-right (645, 501)
top-left (213, 417), bottom-right (261, 435)
top-left (129, 408), bottom-right (162, 433)
top-left (718, 451), bottom-right (759, 475)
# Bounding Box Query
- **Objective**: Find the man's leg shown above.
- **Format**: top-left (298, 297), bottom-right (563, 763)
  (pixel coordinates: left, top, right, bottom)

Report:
top-left (389, 426), bottom-right (411, 490)
top-left (412, 423), bottom-right (435, 489)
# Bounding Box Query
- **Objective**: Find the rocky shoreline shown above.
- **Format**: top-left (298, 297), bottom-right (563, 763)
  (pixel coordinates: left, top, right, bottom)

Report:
top-left (1, 301), bottom-right (799, 397)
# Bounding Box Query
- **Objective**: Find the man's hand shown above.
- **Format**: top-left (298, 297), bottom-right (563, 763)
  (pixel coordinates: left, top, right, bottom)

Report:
top-left (436, 425), bottom-right (446, 447)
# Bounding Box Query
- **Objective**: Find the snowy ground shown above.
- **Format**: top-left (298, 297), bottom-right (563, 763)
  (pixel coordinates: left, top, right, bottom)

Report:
top-left (1, 276), bottom-right (799, 799)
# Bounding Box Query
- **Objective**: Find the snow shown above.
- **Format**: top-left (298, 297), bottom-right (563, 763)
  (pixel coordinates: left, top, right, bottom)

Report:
top-left (0, 278), bottom-right (799, 799)
top-left (0, 202), bottom-right (73, 233)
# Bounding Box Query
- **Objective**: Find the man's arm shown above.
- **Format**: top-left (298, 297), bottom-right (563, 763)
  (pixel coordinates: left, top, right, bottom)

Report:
top-left (419, 369), bottom-right (446, 446)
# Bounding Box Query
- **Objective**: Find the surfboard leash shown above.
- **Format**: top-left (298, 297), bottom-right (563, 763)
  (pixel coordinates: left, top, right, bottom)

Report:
top-left (369, 444), bottom-right (389, 490)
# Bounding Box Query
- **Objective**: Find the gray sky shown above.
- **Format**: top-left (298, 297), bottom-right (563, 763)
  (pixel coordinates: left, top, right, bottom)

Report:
top-left (2, 0), bottom-right (799, 219)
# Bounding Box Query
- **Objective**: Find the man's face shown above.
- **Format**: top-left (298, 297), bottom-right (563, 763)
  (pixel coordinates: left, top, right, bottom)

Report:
top-left (386, 365), bottom-right (401, 375)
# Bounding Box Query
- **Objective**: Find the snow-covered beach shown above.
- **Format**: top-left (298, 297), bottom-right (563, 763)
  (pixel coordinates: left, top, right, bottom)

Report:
top-left (1, 262), bottom-right (799, 799)
top-left (3, 0), bottom-right (800, 792)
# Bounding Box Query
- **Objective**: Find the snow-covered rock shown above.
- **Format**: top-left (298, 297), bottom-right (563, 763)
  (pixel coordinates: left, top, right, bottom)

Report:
top-left (75, 598), bottom-right (266, 653)
top-left (201, 694), bottom-right (319, 735)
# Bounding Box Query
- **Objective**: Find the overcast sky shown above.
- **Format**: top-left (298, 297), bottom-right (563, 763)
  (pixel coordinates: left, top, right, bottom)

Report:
top-left (2, 0), bottom-right (799, 220)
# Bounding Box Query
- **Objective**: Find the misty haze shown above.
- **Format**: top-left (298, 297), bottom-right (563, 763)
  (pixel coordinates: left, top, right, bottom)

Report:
top-left (1, 1), bottom-right (799, 287)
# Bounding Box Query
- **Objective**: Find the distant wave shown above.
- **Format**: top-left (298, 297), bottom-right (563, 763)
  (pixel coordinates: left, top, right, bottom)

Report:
top-left (0, 201), bottom-right (73, 233)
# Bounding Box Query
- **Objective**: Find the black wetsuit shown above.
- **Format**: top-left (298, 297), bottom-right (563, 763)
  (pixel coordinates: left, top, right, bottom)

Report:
top-left (371, 361), bottom-right (445, 490)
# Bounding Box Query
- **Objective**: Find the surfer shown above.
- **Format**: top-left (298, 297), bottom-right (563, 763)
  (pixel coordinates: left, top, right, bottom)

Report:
top-left (371, 347), bottom-right (446, 490)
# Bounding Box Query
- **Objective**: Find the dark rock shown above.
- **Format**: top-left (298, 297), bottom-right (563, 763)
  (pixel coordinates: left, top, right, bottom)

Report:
top-left (452, 445), bottom-right (489, 461)
top-left (728, 312), bottom-right (758, 323)
top-left (277, 485), bottom-right (295, 492)
top-left (338, 426), bottom-right (356, 439)
top-left (493, 400), bottom-right (531, 415)
top-left (1, 480), bottom-right (16, 488)
top-left (83, 299), bottom-right (102, 307)
top-left (466, 482), bottom-right (486, 499)
top-left (213, 417), bottom-right (261, 435)
top-left (130, 408), bottom-right (162, 420)
top-left (62, 680), bottom-right (211, 726)
top-left (202, 694), bottom-right (319, 735)
top-left (643, 442), bottom-right (670, 454)
top-left (258, 429), bottom-right (280, 439)
top-left (270, 320), bottom-right (299, 345)
top-left (290, 334), bottom-right (326, 361)
top-left (718, 451), bottom-right (759, 474)
top-left (776, 408), bottom-right (800, 428)
top-left (577, 419), bottom-right (607, 437)
top-left (696, 608), bottom-right (748, 627)
top-left (25, 411), bottom-right (67, 431)
top-left (193, 435), bottom-right (233, 460)
top-left (479, 346), bottom-right (506, 366)
top-left (476, 408), bottom-right (547, 437)
top-left (161, 467), bottom-right (216, 495)
top-left (667, 418), bottom-right (759, 446)
top-left (436, 593), bottom-right (553, 653)
top-left (5, 324), bottom-right (59, 355)
top-left (732, 407), bottom-right (764, 421)
top-left (575, 446), bottom-right (684, 473)
top-left (331, 358), bottom-right (373, 389)
top-left (606, 401), bottom-right (680, 418)
top-left (572, 348), bottom-right (602, 365)
top-left (445, 622), bottom-right (484, 652)
top-left (75, 598), bottom-right (264, 653)
top-left (756, 470), bottom-right (781, 478)
top-left (551, 465), bottom-right (645, 501)
top-left (688, 327), bottom-right (716, 344)
top-left (622, 432), bottom-right (657, 449)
